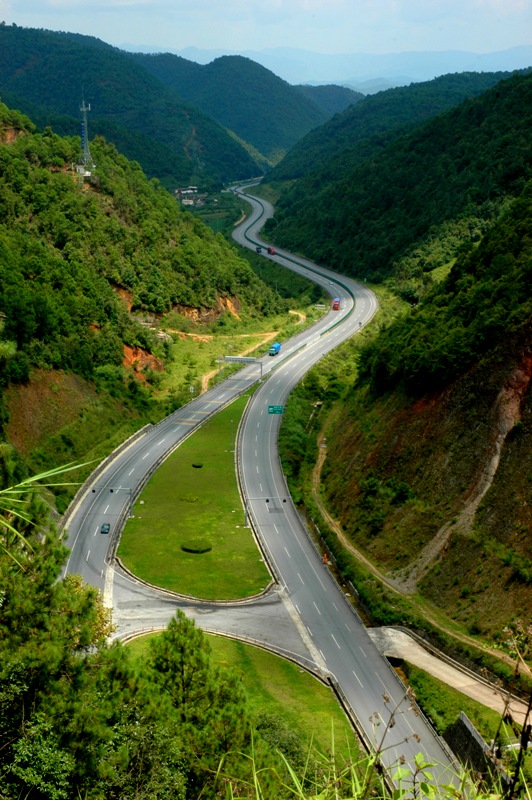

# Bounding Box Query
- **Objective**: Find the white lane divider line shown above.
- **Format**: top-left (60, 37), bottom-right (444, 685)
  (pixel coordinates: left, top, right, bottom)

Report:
top-left (352, 669), bottom-right (363, 687)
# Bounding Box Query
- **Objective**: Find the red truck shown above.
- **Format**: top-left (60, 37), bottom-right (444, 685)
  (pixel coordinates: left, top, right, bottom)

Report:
top-left (332, 298), bottom-right (340, 310)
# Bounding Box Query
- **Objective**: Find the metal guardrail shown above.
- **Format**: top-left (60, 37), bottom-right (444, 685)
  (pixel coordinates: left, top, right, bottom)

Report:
top-left (58, 423), bottom-right (153, 535)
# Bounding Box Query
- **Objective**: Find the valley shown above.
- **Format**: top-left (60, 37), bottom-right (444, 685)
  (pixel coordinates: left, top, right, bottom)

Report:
top-left (0, 27), bottom-right (531, 798)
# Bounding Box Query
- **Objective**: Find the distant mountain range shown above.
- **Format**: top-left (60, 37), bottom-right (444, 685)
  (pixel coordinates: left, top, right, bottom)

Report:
top-left (123, 44), bottom-right (532, 94)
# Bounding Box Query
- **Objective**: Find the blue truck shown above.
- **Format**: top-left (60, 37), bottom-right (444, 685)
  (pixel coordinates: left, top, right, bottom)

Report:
top-left (269, 342), bottom-right (281, 356)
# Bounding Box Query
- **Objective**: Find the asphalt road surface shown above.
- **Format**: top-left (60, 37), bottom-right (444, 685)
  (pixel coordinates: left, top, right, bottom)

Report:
top-left (62, 185), bottom-right (459, 789)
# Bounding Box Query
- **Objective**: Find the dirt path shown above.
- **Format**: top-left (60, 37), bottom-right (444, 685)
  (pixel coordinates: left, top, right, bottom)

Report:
top-left (289, 310), bottom-right (306, 323)
top-left (311, 435), bottom-right (527, 678)
top-left (200, 331), bottom-right (279, 393)
top-left (312, 436), bottom-right (403, 593)
top-left (391, 356), bottom-right (532, 593)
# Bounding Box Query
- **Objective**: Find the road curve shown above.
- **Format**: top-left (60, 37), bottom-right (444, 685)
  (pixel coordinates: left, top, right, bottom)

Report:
top-left (61, 185), bottom-right (459, 790)
top-left (232, 185), bottom-right (458, 788)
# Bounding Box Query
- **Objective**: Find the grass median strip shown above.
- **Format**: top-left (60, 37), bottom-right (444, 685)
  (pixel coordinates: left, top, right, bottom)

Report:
top-left (118, 394), bottom-right (271, 599)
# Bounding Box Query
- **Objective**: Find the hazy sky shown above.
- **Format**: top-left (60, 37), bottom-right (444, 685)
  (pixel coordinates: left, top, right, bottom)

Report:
top-left (3, 0), bottom-right (532, 55)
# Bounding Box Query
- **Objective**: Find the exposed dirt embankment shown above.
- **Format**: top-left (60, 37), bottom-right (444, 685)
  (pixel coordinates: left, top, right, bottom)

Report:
top-left (319, 334), bottom-right (532, 640)
top-left (123, 345), bottom-right (163, 379)
top-left (0, 127), bottom-right (25, 144)
top-left (4, 371), bottom-right (100, 457)
top-left (392, 352), bottom-right (532, 594)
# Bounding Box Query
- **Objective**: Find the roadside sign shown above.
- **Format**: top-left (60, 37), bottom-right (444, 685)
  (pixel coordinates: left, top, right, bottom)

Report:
top-left (268, 405), bottom-right (284, 414)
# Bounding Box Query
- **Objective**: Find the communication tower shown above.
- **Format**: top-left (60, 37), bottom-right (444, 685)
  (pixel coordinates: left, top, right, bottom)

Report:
top-left (79, 98), bottom-right (95, 174)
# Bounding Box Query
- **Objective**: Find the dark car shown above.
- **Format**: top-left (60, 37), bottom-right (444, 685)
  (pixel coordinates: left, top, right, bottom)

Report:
top-left (100, 523), bottom-right (111, 534)
top-left (255, 246), bottom-right (262, 253)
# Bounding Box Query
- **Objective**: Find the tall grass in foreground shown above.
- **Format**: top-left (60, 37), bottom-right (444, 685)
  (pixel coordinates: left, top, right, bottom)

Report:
top-left (218, 741), bottom-right (523, 800)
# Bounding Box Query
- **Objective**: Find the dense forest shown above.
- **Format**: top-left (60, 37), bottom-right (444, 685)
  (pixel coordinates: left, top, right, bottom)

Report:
top-left (265, 70), bottom-right (518, 182)
top-left (0, 24), bottom-right (260, 188)
top-left (130, 53), bottom-right (330, 165)
top-left (358, 183), bottom-right (532, 394)
top-left (265, 72), bottom-right (532, 281)
top-left (0, 103), bottom-right (279, 437)
top-left (0, 24), bottom-right (355, 187)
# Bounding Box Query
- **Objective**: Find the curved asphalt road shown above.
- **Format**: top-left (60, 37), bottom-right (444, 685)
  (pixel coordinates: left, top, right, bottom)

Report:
top-left (232, 187), bottom-right (458, 787)
top-left (62, 185), bottom-right (458, 789)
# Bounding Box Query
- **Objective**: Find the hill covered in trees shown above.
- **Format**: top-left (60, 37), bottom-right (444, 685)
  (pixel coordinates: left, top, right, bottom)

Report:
top-left (264, 71), bottom-right (532, 282)
top-left (130, 52), bottom-right (331, 165)
top-left (0, 24), bottom-right (352, 185)
top-left (265, 70), bottom-right (519, 183)
top-left (0, 102), bottom-right (283, 478)
top-left (293, 83), bottom-right (364, 117)
top-left (275, 81), bottom-right (532, 659)
top-left (0, 24), bottom-right (260, 189)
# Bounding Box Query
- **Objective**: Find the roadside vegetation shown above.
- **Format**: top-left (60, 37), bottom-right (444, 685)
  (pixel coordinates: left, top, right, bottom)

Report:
top-left (276, 186), bottom-right (532, 685)
top-left (127, 633), bottom-right (356, 763)
top-left (0, 447), bottom-right (529, 798)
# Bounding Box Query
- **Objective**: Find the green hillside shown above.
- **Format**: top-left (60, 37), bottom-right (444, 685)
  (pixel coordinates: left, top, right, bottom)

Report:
top-left (0, 102), bottom-right (283, 485)
top-left (130, 53), bottom-right (329, 164)
top-left (293, 83), bottom-right (364, 117)
top-left (278, 180), bottom-right (532, 664)
top-left (265, 70), bottom-right (521, 182)
top-left (265, 72), bottom-right (532, 280)
top-left (0, 24), bottom-right (260, 188)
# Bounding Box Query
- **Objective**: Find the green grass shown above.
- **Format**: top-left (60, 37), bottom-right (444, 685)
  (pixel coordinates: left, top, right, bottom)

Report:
top-left (127, 632), bottom-right (357, 761)
top-left (404, 662), bottom-right (504, 739)
top-left (158, 310), bottom-right (320, 398)
top-left (118, 395), bottom-right (271, 599)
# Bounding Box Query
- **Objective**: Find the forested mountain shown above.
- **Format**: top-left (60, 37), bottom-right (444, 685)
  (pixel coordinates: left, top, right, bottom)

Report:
top-left (272, 65), bottom-right (532, 657)
top-left (0, 24), bottom-right (260, 188)
top-left (0, 103), bottom-right (273, 437)
top-left (265, 72), bottom-right (532, 280)
top-left (293, 83), bottom-right (364, 117)
top-left (129, 53), bottom-right (329, 164)
top-left (265, 70), bottom-right (519, 182)
top-left (279, 179), bottom-right (532, 656)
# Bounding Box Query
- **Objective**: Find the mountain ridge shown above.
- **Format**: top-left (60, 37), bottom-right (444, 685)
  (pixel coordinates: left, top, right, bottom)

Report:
top-left (129, 43), bottom-right (532, 88)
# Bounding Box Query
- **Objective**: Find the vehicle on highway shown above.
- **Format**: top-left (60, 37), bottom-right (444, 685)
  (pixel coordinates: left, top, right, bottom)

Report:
top-left (269, 342), bottom-right (281, 356)
top-left (100, 523), bottom-right (111, 534)
top-left (256, 246), bottom-right (262, 253)
top-left (332, 298), bottom-right (341, 310)
top-left (267, 246), bottom-right (276, 255)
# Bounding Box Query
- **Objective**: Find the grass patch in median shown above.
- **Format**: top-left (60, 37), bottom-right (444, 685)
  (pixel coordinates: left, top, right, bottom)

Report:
top-left (118, 394), bottom-right (271, 599)
top-left (128, 632), bottom-right (356, 761)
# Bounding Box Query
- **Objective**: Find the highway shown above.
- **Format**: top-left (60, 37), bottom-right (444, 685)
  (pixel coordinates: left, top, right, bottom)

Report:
top-left (62, 185), bottom-right (459, 789)
top-left (232, 187), bottom-right (458, 787)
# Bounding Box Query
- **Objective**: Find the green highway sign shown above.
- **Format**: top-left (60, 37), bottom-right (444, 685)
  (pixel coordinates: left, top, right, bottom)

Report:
top-left (268, 405), bottom-right (284, 414)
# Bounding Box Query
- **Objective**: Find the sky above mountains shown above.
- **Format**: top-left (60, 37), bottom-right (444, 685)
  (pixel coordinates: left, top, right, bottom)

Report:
top-left (5, 0), bottom-right (532, 56)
